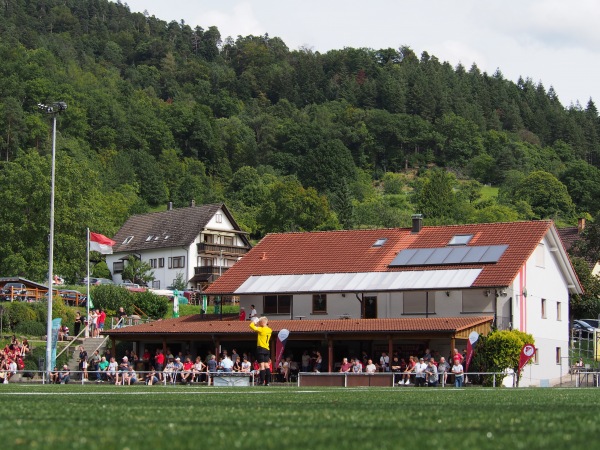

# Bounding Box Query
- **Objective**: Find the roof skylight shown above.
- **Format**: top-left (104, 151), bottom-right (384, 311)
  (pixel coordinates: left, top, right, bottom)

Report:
top-left (373, 238), bottom-right (388, 247)
top-left (448, 234), bottom-right (473, 246)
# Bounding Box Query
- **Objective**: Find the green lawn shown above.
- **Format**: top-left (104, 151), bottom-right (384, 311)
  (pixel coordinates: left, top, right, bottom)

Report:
top-left (0, 385), bottom-right (596, 449)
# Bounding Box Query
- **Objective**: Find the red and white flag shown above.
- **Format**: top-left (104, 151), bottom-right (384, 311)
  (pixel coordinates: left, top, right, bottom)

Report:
top-left (518, 343), bottom-right (536, 372)
top-left (89, 232), bottom-right (115, 254)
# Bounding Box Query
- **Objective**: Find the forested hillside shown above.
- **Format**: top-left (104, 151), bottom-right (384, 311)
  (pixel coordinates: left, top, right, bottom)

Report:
top-left (1, 0), bottom-right (600, 284)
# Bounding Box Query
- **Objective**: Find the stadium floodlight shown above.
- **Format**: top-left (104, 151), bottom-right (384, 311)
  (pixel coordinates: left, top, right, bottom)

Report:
top-left (37, 101), bottom-right (67, 377)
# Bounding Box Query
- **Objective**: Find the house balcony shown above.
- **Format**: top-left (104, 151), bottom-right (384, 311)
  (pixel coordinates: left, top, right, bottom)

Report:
top-left (194, 266), bottom-right (229, 276)
top-left (197, 243), bottom-right (250, 256)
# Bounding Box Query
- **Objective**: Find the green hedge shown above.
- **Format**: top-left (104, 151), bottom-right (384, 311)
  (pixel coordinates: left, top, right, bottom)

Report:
top-left (14, 321), bottom-right (47, 337)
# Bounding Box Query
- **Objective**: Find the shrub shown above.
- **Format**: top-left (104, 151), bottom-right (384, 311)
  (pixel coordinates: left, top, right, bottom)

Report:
top-left (132, 291), bottom-right (169, 319)
top-left (91, 285), bottom-right (134, 312)
top-left (471, 329), bottom-right (535, 386)
top-left (15, 321), bottom-right (47, 337)
top-left (6, 302), bottom-right (37, 329)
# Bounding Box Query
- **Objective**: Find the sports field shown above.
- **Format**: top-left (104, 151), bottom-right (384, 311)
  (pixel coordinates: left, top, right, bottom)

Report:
top-left (0, 385), bottom-right (596, 449)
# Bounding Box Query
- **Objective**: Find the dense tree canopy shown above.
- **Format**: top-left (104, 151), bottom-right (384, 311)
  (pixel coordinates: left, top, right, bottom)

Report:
top-left (0, 0), bottom-right (599, 283)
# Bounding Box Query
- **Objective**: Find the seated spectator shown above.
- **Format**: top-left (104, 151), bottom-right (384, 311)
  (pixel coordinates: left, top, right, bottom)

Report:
top-left (181, 357), bottom-right (194, 384)
top-left (339, 357), bottom-right (352, 373)
top-left (145, 368), bottom-right (159, 385)
top-left (116, 356), bottom-right (130, 385)
top-left (400, 356), bottom-right (416, 385)
top-left (58, 325), bottom-right (69, 341)
top-left (280, 357), bottom-right (291, 382)
top-left (97, 356), bottom-right (108, 382)
top-left (6, 359), bottom-right (17, 381)
top-left (59, 365), bottom-right (71, 384)
top-left (220, 354), bottom-right (234, 373)
top-left (240, 356), bottom-right (251, 373)
top-left (437, 357), bottom-right (450, 385)
top-left (50, 366), bottom-right (60, 384)
top-left (107, 357), bottom-right (118, 384)
top-left (351, 358), bottom-right (363, 373)
top-left (123, 366), bottom-right (137, 385)
top-left (365, 359), bottom-right (377, 374)
top-left (163, 358), bottom-right (176, 383)
top-left (192, 357), bottom-right (206, 383)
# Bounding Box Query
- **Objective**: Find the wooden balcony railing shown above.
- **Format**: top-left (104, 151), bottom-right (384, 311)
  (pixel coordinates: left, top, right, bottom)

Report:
top-left (197, 243), bottom-right (249, 256)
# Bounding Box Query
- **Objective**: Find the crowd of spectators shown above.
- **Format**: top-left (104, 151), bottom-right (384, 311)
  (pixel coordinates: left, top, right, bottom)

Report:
top-left (0, 336), bottom-right (28, 383)
top-left (335, 347), bottom-right (467, 387)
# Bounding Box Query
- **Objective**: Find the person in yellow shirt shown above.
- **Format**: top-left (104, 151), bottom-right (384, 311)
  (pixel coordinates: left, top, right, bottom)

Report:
top-left (250, 316), bottom-right (272, 385)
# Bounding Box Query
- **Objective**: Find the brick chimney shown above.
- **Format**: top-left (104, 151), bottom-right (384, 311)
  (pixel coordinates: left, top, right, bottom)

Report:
top-left (578, 217), bottom-right (586, 234)
top-left (411, 214), bottom-right (423, 233)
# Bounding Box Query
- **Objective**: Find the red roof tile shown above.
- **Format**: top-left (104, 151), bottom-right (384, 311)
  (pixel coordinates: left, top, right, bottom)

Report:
top-left (206, 221), bottom-right (554, 294)
top-left (105, 315), bottom-right (493, 336)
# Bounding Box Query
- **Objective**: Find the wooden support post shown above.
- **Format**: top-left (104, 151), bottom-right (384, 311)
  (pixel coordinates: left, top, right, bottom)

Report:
top-left (328, 336), bottom-right (334, 373)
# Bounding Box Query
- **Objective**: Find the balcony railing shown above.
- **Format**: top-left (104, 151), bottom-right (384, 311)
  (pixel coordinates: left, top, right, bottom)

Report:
top-left (197, 243), bottom-right (249, 256)
top-left (194, 266), bottom-right (230, 276)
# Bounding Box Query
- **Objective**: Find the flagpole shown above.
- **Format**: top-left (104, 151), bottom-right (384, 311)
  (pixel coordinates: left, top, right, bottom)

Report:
top-left (86, 228), bottom-right (90, 338)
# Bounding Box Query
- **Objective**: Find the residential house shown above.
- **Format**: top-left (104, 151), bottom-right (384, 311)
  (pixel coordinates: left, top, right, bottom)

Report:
top-left (105, 203), bottom-right (251, 291)
top-left (105, 217), bottom-right (581, 386)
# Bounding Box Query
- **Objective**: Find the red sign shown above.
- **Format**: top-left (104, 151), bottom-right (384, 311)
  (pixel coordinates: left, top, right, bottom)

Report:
top-left (518, 343), bottom-right (536, 372)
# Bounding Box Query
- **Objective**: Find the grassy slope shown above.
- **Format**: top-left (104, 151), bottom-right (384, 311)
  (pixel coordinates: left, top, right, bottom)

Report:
top-left (0, 385), bottom-right (597, 449)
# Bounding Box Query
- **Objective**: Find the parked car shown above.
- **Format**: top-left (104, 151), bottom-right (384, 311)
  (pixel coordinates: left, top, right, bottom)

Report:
top-left (572, 319), bottom-right (599, 339)
top-left (81, 277), bottom-right (114, 286)
top-left (59, 290), bottom-right (86, 306)
top-left (1, 282), bottom-right (27, 300)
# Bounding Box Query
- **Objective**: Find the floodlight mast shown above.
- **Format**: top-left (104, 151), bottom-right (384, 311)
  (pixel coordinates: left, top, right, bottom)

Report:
top-left (37, 101), bottom-right (67, 378)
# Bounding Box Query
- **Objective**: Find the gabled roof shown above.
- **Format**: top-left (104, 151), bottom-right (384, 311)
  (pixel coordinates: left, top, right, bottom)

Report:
top-left (205, 220), bottom-right (582, 295)
top-left (111, 203), bottom-right (247, 253)
top-left (104, 315), bottom-right (493, 337)
top-left (557, 227), bottom-right (580, 252)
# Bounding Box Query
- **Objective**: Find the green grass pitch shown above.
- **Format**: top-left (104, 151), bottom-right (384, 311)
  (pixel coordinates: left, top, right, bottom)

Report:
top-left (0, 385), bottom-right (596, 449)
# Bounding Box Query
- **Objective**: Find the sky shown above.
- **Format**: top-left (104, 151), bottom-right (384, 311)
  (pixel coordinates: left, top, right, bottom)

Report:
top-left (119, 0), bottom-right (600, 108)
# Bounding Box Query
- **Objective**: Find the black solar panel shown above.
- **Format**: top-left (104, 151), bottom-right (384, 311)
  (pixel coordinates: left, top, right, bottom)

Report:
top-left (389, 244), bottom-right (508, 267)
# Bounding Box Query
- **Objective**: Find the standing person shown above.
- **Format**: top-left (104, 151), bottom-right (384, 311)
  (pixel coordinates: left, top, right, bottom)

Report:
top-left (73, 311), bottom-right (82, 336)
top-left (90, 310), bottom-right (98, 337)
top-left (313, 351), bottom-right (323, 373)
top-left (413, 357), bottom-right (428, 387)
top-left (249, 305), bottom-right (257, 320)
top-left (239, 307), bottom-right (246, 321)
top-left (78, 346), bottom-right (88, 380)
top-left (301, 351), bottom-right (311, 373)
top-left (452, 358), bottom-right (464, 388)
top-left (117, 307), bottom-right (127, 328)
top-left (249, 316), bottom-right (272, 386)
top-left (97, 309), bottom-right (106, 335)
top-left (425, 360), bottom-right (438, 387)
top-left (206, 354), bottom-right (218, 385)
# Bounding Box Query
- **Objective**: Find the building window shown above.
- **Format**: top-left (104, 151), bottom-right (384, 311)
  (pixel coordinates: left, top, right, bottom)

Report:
top-left (113, 261), bottom-right (124, 274)
top-left (122, 236), bottom-right (134, 245)
top-left (215, 214), bottom-right (223, 223)
top-left (223, 236), bottom-right (234, 246)
top-left (152, 280), bottom-right (160, 289)
top-left (536, 243), bottom-right (545, 268)
top-left (557, 302), bottom-right (562, 321)
top-left (448, 234), bottom-right (473, 246)
top-left (169, 256), bottom-right (185, 269)
top-left (264, 295), bottom-right (291, 314)
top-left (158, 258), bottom-right (165, 268)
top-left (533, 348), bottom-right (539, 364)
top-left (312, 294), bottom-right (327, 313)
top-left (403, 292), bottom-right (435, 314)
top-left (149, 259), bottom-right (157, 269)
top-left (541, 298), bottom-right (547, 319)
top-left (556, 347), bottom-right (561, 365)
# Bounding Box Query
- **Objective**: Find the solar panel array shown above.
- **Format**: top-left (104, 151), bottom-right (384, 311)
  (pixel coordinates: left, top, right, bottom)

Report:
top-left (389, 244), bottom-right (508, 267)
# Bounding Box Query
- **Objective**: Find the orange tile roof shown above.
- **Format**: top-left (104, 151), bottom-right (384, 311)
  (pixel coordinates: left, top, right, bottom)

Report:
top-left (105, 315), bottom-right (493, 336)
top-left (206, 221), bottom-right (554, 294)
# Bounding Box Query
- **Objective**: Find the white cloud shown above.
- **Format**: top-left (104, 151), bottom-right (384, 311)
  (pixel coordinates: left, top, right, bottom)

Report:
top-left (198, 3), bottom-right (264, 40)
